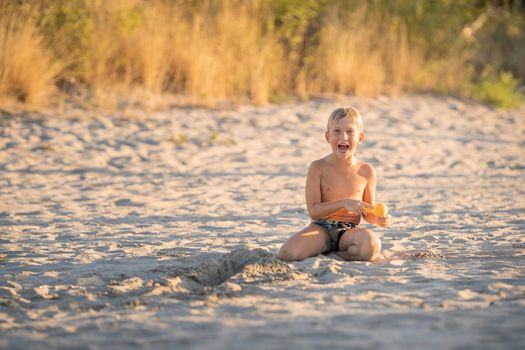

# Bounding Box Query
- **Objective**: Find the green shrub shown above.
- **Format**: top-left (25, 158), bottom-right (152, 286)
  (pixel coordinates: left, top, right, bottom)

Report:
top-left (475, 72), bottom-right (523, 109)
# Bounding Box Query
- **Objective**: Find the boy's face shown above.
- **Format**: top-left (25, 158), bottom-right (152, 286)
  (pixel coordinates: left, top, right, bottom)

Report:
top-left (325, 116), bottom-right (364, 160)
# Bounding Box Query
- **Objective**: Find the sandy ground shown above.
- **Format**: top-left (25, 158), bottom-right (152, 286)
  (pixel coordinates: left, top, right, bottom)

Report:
top-left (0, 95), bottom-right (524, 349)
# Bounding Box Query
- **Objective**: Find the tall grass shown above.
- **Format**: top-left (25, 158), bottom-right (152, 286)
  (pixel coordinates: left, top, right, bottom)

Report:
top-left (164, 1), bottom-right (286, 104)
top-left (310, 8), bottom-right (420, 97)
top-left (0, 6), bottom-right (60, 106)
top-left (0, 0), bottom-right (523, 108)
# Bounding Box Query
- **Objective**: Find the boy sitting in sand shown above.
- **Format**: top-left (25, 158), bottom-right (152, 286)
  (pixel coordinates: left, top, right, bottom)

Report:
top-left (278, 106), bottom-right (389, 262)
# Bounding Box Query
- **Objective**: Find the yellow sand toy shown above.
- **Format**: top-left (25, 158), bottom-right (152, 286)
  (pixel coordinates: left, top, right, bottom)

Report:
top-left (364, 203), bottom-right (389, 217)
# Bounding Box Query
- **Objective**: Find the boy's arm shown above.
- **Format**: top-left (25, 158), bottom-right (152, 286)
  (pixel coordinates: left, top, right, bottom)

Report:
top-left (305, 161), bottom-right (368, 220)
top-left (362, 163), bottom-right (377, 207)
top-left (362, 164), bottom-right (389, 227)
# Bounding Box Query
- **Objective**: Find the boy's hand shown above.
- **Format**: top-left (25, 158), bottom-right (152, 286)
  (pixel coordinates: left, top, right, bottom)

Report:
top-left (343, 199), bottom-right (371, 216)
top-left (365, 212), bottom-right (391, 227)
top-left (322, 199), bottom-right (370, 221)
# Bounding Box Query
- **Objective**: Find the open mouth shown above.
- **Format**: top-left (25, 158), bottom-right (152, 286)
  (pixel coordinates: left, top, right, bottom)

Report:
top-left (337, 144), bottom-right (350, 152)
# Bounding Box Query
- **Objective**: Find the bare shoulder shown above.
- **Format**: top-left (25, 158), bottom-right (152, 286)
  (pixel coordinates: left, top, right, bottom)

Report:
top-left (357, 160), bottom-right (377, 180)
top-left (309, 156), bottom-right (330, 173)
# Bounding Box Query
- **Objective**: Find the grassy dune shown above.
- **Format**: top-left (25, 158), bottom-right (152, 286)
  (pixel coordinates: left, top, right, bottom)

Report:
top-left (0, 0), bottom-right (523, 109)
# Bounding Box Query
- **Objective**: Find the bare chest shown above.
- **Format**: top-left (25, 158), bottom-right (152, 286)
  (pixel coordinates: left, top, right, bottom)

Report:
top-left (320, 168), bottom-right (368, 201)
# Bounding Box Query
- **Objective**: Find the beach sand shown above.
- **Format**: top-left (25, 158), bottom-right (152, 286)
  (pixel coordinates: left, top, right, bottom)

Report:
top-left (1, 95), bottom-right (524, 349)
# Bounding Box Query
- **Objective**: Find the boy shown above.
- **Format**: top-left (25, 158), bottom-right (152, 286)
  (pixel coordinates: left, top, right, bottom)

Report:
top-left (278, 106), bottom-right (389, 262)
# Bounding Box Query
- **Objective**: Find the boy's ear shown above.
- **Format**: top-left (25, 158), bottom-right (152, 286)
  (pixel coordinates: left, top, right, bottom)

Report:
top-left (358, 132), bottom-right (365, 143)
top-left (325, 131), bottom-right (330, 142)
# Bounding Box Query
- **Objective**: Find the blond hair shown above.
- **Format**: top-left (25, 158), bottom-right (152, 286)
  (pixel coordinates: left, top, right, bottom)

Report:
top-left (327, 106), bottom-right (363, 132)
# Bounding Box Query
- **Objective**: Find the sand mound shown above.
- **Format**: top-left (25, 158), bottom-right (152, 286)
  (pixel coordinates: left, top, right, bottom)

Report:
top-left (189, 248), bottom-right (305, 286)
top-left (104, 249), bottom-right (307, 299)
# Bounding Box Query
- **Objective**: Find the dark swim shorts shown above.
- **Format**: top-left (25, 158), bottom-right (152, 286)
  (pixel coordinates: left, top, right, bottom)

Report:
top-left (313, 220), bottom-right (357, 252)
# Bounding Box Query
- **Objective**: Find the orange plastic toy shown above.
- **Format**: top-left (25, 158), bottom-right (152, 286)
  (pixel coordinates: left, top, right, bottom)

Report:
top-left (365, 203), bottom-right (388, 217)
top-left (323, 203), bottom-right (388, 221)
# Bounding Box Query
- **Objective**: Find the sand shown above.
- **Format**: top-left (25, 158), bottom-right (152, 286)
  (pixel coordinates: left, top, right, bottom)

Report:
top-left (0, 95), bottom-right (524, 349)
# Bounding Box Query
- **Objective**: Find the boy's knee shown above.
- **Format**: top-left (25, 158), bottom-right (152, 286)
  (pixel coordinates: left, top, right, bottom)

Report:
top-left (358, 230), bottom-right (381, 261)
top-left (278, 245), bottom-right (303, 261)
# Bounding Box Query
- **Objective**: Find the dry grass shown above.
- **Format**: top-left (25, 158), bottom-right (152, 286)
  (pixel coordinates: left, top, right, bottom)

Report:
top-left (309, 8), bottom-right (423, 98)
top-left (68, 0), bottom-right (286, 107)
top-left (0, 10), bottom-right (60, 107)
top-left (0, 1), bottom-right (520, 109)
top-left (164, 1), bottom-right (286, 105)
